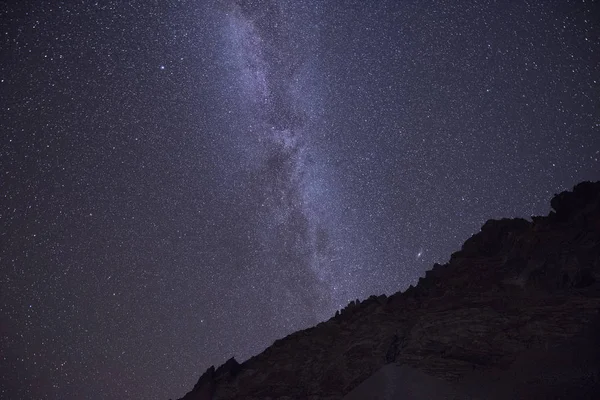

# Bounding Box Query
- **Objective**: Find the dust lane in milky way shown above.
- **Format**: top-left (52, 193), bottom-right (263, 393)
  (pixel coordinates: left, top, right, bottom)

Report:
top-left (212, 0), bottom-right (362, 326)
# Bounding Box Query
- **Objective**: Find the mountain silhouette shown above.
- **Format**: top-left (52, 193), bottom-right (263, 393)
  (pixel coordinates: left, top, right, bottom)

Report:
top-left (172, 181), bottom-right (600, 400)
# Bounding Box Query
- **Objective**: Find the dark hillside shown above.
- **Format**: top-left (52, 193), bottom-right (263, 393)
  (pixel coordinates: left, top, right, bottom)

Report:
top-left (174, 181), bottom-right (600, 399)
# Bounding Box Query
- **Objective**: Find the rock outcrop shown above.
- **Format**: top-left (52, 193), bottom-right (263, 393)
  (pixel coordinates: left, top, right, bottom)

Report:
top-left (174, 181), bottom-right (600, 399)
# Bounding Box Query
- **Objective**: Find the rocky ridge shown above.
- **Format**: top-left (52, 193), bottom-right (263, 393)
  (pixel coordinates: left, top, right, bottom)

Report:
top-left (174, 181), bottom-right (600, 399)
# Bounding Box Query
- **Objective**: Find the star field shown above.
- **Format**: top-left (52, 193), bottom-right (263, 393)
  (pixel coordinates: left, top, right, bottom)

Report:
top-left (1, 1), bottom-right (599, 399)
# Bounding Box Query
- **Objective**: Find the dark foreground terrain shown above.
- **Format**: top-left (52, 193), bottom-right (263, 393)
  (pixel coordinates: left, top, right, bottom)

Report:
top-left (174, 181), bottom-right (600, 399)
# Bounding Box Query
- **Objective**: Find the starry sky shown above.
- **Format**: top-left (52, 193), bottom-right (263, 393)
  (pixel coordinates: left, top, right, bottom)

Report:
top-left (1, 1), bottom-right (599, 399)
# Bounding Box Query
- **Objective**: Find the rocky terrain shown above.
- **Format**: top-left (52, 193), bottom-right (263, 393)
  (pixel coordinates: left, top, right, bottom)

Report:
top-left (173, 181), bottom-right (600, 399)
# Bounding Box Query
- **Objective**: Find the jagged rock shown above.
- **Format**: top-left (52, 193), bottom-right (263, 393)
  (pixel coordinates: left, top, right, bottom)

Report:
top-left (179, 366), bottom-right (215, 400)
top-left (173, 181), bottom-right (600, 400)
top-left (550, 180), bottom-right (600, 221)
top-left (460, 218), bottom-right (530, 258)
top-left (215, 357), bottom-right (240, 378)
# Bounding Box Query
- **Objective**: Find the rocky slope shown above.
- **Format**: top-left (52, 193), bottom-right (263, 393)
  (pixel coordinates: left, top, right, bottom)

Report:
top-left (174, 181), bottom-right (600, 399)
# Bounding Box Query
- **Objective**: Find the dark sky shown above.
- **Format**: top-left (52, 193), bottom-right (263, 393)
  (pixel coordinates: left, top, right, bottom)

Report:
top-left (1, 0), bottom-right (599, 399)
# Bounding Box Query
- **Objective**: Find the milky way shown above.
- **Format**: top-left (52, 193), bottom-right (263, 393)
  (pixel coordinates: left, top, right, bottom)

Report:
top-left (1, 1), bottom-right (599, 399)
top-left (216, 0), bottom-right (351, 323)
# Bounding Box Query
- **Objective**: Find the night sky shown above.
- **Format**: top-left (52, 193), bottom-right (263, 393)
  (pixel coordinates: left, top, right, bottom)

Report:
top-left (1, 1), bottom-right (599, 399)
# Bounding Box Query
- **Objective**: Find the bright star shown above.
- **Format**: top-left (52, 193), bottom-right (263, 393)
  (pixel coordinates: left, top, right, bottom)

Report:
top-left (416, 248), bottom-right (424, 260)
